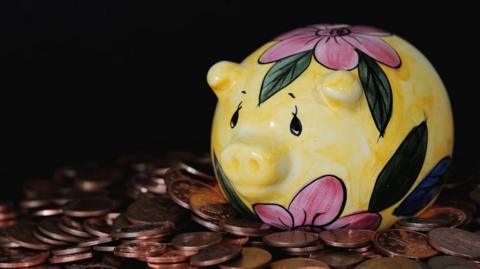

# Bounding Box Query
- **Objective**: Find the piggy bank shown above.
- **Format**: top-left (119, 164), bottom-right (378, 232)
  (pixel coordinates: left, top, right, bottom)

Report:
top-left (208, 24), bottom-right (453, 230)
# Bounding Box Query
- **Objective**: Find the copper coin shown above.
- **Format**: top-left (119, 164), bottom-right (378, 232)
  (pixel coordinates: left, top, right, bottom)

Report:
top-left (31, 208), bottom-right (63, 217)
top-left (310, 250), bottom-right (364, 269)
top-left (271, 258), bottom-right (330, 269)
top-left (283, 240), bottom-right (325, 254)
top-left (190, 191), bottom-right (236, 221)
top-left (126, 197), bottom-right (187, 225)
top-left (0, 229), bottom-right (20, 248)
top-left (396, 216), bottom-right (448, 229)
top-left (191, 214), bottom-right (224, 232)
top-left (19, 199), bottom-right (52, 210)
top-left (373, 229), bottom-right (438, 259)
top-left (83, 218), bottom-right (113, 237)
top-left (263, 231), bottom-right (318, 247)
top-left (112, 214), bottom-right (131, 229)
top-left (428, 255), bottom-right (478, 269)
top-left (63, 216), bottom-right (84, 230)
top-left (171, 232), bottom-right (223, 251)
top-left (93, 245), bottom-right (116, 252)
top-left (5, 223), bottom-right (52, 250)
top-left (168, 178), bottom-right (215, 209)
top-left (49, 252), bottom-right (93, 264)
top-left (190, 243), bottom-right (241, 267)
top-left (221, 218), bottom-right (271, 237)
top-left (57, 221), bottom-right (94, 238)
top-left (177, 161), bottom-right (216, 182)
top-left (147, 262), bottom-right (195, 269)
top-left (0, 251), bottom-right (49, 268)
top-left (144, 248), bottom-right (198, 264)
top-left (63, 197), bottom-right (115, 217)
top-left (428, 227), bottom-right (480, 258)
top-left (38, 218), bottom-right (83, 243)
top-left (77, 236), bottom-right (113, 247)
top-left (219, 247), bottom-right (272, 269)
top-left (319, 229), bottom-right (375, 248)
top-left (112, 223), bottom-right (174, 239)
top-left (418, 207), bottom-right (467, 228)
top-left (114, 241), bottom-right (167, 258)
top-left (354, 257), bottom-right (425, 269)
top-left (52, 246), bottom-right (91, 256)
top-left (222, 234), bottom-right (250, 246)
top-left (33, 229), bottom-right (70, 246)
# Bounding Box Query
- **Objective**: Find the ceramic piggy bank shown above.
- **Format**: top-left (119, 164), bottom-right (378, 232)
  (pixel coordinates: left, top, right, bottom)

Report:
top-left (207, 24), bottom-right (453, 230)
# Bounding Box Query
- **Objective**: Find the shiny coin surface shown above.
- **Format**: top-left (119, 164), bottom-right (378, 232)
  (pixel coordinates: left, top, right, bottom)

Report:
top-left (428, 227), bottom-right (480, 258)
top-left (144, 248), bottom-right (198, 264)
top-left (168, 178), bottom-right (215, 209)
top-left (77, 236), bottom-right (113, 247)
top-left (49, 252), bottom-right (93, 264)
top-left (37, 218), bottom-right (82, 243)
top-left (354, 257), bottom-right (425, 269)
top-left (191, 214), bottom-right (224, 232)
top-left (319, 229), bottom-right (374, 248)
top-left (221, 218), bottom-right (271, 236)
top-left (263, 231), bottom-right (318, 247)
top-left (33, 229), bottom-right (70, 246)
top-left (52, 246), bottom-right (91, 256)
top-left (373, 229), bottom-right (438, 259)
top-left (112, 223), bottom-right (174, 239)
top-left (428, 255), bottom-right (478, 269)
top-left (418, 207), bottom-right (467, 228)
top-left (63, 197), bottom-right (115, 217)
top-left (57, 220), bottom-right (93, 238)
top-left (0, 251), bottom-right (49, 269)
top-left (126, 197), bottom-right (186, 225)
top-left (190, 191), bottom-right (236, 221)
top-left (114, 241), bottom-right (166, 258)
top-left (5, 223), bottom-right (52, 250)
top-left (171, 232), bottom-right (223, 251)
top-left (83, 218), bottom-right (113, 237)
top-left (283, 241), bottom-right (324, 254)
top-left (190, 243), bottom-right (242, 267)
top-left (310, 249), bottom-right (364, 269)
top-left (271, 258), bottom-right (330, 269)
top-left (219, 247), bottom-right (272, 269)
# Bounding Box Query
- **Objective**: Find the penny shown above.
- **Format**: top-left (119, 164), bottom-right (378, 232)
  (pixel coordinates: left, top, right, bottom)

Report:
top-left (114, 241), bottom-right (166, 258)
top-left (63, 216), bottom-right (84, 230)
top-left (418, 207), bottom-right (467, 228)
top-left (0, 251), bottom-right (49, 268)
top-left (112, 214), bottom-right (131, 229)
top-left (33, 229), bottom-right (70, 246)
top-left (373, 229), bottom-right (438, 259)
top-left (83, 218), bottom-right (113, 237)
top-left (271, 258), bottom-right (330, 269)
top-left (319, 229), bottom-right (374, 248)
top-left (354, 257), bottom-right (425, 269)
top-left (31, 208), bottom-right (63, 217)
top-left (427, 255), bottom-right (478, 269)
top-left (77, 236), bottom-right (114, 247)
top-left (52, 246), bottom-right (91, 256)
top-left (37, 218), bottom-right (83, 243)
top-left (126, 197), bottom-right (187, 225)
top-left (396, 216), bottom-right (448, 229)
top-left (63, 197), bottom-right (115, 217)
top-left (310, 249), bottom-right (364, 269)
top-left (222, 234), bottom-right (250, 246)
top-left (428, 227), bottom-right (480, 258)
top-left (190, 243), bottom-right (242, 267)
top-left (191, 214), bottom-right (224, 232)
top-left (112, 223), bottom-right (174, 238)
top-left (177, 161), bottom-right (216, 182)
top-left (147, 262), bottom-right (195, 269)
top-left (190, 191), bottom-right (236, 221)
top-left (283, 240), bottom-right (324, 254)
top-left (0, 230), bottom-right (20, 248)
top-left (57, 220), bottom-right (94, 238)
top-left (171, 232), bottom-right (223, 251)
top-left (219, 247), bottom-right (272, 269)
top-left (144, 248), bottom-right (198, 264)
top-left (168, 178), bottom-right (215, 209)
top-left (93, 245), bottom-right (116, 252)
top-left (221, 218), bottom-right (271, 237)
top-left (263, 231), bottom-right (318, 247)
top-left (49, 252), bottom-right (93, 264)
top-left (5, 223), bottom-right (52, 250)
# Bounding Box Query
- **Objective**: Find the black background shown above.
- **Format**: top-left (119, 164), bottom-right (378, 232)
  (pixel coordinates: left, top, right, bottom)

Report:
top-left (1, 1), bottom-right (478, 199)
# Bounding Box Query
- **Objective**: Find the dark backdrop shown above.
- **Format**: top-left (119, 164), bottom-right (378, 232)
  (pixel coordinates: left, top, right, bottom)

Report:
top-left (1, 1), bottom-right (478, 199)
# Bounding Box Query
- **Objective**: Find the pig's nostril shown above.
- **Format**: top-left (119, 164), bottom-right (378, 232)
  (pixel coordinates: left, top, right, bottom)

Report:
top-left (249, 159), bottom-right (260, 171)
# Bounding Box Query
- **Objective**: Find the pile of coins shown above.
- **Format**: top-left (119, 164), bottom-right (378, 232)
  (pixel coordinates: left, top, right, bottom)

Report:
top-left (1, 152), bottom-right (480, 269)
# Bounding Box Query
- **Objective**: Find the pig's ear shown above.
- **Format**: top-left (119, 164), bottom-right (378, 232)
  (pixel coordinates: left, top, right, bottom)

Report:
top-left (207, 61), bottom-right (243, 98)
top-left (314, 70), bottom-right (363, 109)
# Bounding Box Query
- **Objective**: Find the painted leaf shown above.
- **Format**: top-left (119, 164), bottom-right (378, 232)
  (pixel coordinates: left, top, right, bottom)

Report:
top-left (213, 153), bottom-right (258, 220)
top-left (393, 157), bottom-right (451, 216)
top-left (259, 51), bottom-right (312, 105)
top-left (368, 121), bottom-right (428, 212)
top-left (358, 50), bottom-right (393, 137)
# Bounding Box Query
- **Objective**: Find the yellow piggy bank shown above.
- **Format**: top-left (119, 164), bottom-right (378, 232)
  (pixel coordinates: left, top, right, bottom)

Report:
top-left (208, 24), bottom-right (453, 230)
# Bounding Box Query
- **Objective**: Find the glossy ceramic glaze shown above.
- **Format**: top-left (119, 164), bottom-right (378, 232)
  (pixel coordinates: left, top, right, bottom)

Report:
top-left (207, 24), bottom-right (453, 230)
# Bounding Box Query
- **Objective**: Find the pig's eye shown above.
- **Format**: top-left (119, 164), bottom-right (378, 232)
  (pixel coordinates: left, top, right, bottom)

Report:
top-left (230, 102), bottom-right (242, 129)
top-left (290, 106), bottom-right (302, 136)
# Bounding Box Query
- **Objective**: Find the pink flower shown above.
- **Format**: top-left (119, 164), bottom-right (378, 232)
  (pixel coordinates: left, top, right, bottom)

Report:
top-left (253, 175), bottom-right (381, 230)
top-left (259, 24), bottom-right (401, 70)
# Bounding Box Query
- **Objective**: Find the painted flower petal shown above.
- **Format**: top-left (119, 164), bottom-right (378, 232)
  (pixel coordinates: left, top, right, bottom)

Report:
top-left (344, 34), bottom-right (400, 68)
top-left (253, 204), bottom-right (293, 230)
top-left (275, 26), bottom-right (318, 40)
top-left (259, 35), bottom-right (318, 63)
top-left (324, 212), bottom-right (381, 230)
top-left (349, 25), bottom-right (390, 36)
top-left (314, 37), bottom-right (358, 70)
top-left (289, 176), bottom-right (345, 227)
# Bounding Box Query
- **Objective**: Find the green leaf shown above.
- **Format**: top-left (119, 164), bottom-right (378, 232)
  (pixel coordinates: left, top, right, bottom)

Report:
top-left (358, 50), bottom-right (393, 137)
top-left (368, 121), bottom-right (428, 212)
top-left (213, 153), bottom-right (258, 220)
top-left (259, 51), bottom-right (312, 105)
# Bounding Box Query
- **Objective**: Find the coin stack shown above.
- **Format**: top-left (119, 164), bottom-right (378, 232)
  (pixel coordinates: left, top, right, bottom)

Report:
top-left (1, 152), bottom-right (480, 269)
